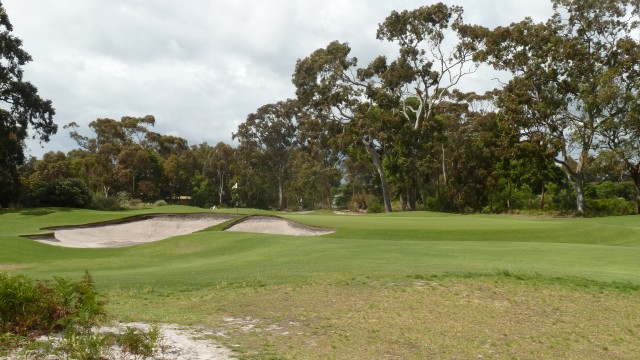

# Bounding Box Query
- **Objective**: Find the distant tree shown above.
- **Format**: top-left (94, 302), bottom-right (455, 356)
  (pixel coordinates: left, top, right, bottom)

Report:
top-left (203, 142), bottom-right (235, 206)
top-left (231, 142), bottom-right (274, 209)
top-left (65, 116), bottom-right (155, 197)
top-left (234, 100), bottom-right (298, 210)
top-left (0, 4), bottom-right (56, 207)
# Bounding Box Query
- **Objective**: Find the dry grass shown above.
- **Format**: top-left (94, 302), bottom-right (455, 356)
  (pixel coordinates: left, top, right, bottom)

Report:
top-left (107, 277), bottom-right (640, 359)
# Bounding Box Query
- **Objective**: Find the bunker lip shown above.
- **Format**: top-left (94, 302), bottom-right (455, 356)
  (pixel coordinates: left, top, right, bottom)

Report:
top-left (23, 213), bottom-right (333, 248)
top-left (40, 212), bottom-right (232, 231)
top-left (224, 215), bottom-right (335, 236)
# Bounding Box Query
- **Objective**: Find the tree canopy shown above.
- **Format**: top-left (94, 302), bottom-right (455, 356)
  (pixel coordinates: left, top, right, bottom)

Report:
top-left (0, 4), bottom-right (55, 207)
top-left (8, 0), bottom-right (640, 217)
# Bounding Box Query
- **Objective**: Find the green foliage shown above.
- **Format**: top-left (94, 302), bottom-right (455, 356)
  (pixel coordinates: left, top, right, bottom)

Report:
top-left (367, 202), bottom-right (384, 214)
top-left (117, 325), bottom-right (160, 358)
top-left (154, 199), bottom-right (168, 206)
top-left (55, 330), bottom-right (112, 360)
top-left (0, 4), bottom-right (56, 208)
top-left (586, 198), bottom-right (636, 217)
top-left (585, 181), bottom-right (635, 201)
top-left (25, 178), bottom-right (93, 208)
top-left (349, 194), bottom-right (379, 212)
top-left (91, 192), bottom-right (124, 211)
top-left (0, 271), bottom-right (106, 338)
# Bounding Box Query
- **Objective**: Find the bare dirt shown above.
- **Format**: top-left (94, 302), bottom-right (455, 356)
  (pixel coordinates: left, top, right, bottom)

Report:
top-left (2, 322), bottom-right (236, 360)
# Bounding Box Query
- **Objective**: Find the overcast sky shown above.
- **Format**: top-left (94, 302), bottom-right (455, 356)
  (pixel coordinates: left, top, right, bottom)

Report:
top-left (3, 0), bottom-right (553, 158)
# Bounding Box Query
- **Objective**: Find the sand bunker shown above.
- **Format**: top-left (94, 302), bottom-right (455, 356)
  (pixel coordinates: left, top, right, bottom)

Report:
top-left (27, 213), bottom-right (333, 249)
top-left (35, 214), bottom-right (235, 248)
top-left (225, 216), bottom-right (334, 236)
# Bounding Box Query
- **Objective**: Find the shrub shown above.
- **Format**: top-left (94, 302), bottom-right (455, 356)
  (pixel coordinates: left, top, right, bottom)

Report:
top-left (349, 194), bottom-right (379, 212)
top-left (367, 202), bottom-right (384, 213)
top-left (0, 271), bottom-right (106, 337)
top-left (117, 325), bottom-right (161, 358)
top-left (25, 178), bottom-right (93, 208)
top-left (91, 193), bottom-right (123, 211)
top-left (586, 198), bottom-right (636, 217)
top-left (0, 272), bottom-right (166, 359)
top-left (153, 199), bottom-right (168, 206)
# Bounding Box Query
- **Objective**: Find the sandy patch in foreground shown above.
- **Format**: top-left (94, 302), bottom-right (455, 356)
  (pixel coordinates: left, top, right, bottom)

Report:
top-left (225, 216), bottom-right (334, 236)
top-left (40, 214), bottom-right (235, 248)
top-left (2, 322), bottom-right (235, 360)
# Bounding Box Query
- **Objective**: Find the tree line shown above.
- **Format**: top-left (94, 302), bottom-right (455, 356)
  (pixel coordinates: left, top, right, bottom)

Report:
top-left (2, 0), bottom-right (640, 216)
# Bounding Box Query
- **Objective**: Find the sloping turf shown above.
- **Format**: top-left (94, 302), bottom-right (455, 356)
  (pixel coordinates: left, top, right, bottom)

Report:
top-left (1, 206), bottom-right (639, 287)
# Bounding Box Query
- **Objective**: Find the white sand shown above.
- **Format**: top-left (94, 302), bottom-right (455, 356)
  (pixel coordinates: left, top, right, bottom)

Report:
top-left (3, 322), bottom-right (235, 360)
top-left (40, 215), bottom-right (234, 248)
top-left (225, 216), bottom-right (334, 236)
top-left (103, 323), bottom-right (235, 360)
top-left (31, 214), bottom-right (332, 248)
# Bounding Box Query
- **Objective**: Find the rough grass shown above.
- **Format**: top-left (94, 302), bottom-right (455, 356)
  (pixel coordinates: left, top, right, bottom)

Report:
top-left (2, 207), bottom-right (640, 358)
top-left (105, 275), bottom-right (640, 359)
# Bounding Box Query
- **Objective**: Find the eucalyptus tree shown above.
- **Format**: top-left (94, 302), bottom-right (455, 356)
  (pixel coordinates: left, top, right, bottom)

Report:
top-left (234, 99), bottom-right (298, 210)
top-left (476, 0), bottom-right (639, 215)
top-left (65, 115), bottom-right (156, 197)
top-left (362, 3), bottom-right (480, 210)
top-left (598, 5), bottom-right (640, 213)
top-left (202, 142), bottom-right (235, 206)
top-left (293, 41), bottom-right (395, 212)
top-left (0, 4), bottom-right (56, 207)
top-left (374, 2), bottom-right (480, 131)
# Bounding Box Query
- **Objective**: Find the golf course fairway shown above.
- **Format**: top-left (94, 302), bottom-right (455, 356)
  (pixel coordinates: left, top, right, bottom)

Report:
top-left (1, 206), bottom-right (639, 359)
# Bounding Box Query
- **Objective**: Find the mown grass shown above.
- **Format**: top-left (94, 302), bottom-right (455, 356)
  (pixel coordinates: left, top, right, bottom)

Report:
top-left (1, 206), bottom-right (640, 358)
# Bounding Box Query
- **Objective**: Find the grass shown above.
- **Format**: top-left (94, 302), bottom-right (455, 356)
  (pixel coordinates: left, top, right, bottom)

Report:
top-left (1, 206), bottom-right (640, 358)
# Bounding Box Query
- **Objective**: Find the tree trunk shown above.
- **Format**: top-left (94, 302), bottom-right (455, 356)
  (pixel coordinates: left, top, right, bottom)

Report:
top-left (218, 173), bottom-right (224, 205)
top-left (364, 142), bottom-right (392, 212)
top-left (441, 142), bottom-right (447, 185)
top-left (560, 166), bottom-right (585, 216)
top-left (406, 185), bottom-right (417, 211)
top-left (278, 180), bottom-right (284, 210)
top-left (634, 182), bottom-right (640, 215)
top-left (540, 181), bottom-right (545, 210)
top-left (558, 156), bottom-right (585, 216)
top-left (575, 176), bottom-right (585, 216)
top-left (399, 192), bottom-right (407, 211)
top-left (632, 172), bottom-right (640, 214)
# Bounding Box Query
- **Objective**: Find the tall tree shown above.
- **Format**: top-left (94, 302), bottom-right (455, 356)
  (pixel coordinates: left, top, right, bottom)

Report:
top-left (375, 2), bottom-right (479, 131)
top-left (234, 100), bottom-right (298, 210)
top-left (476, 0), bottom-right (639, 215)
top-left (203, 142), bottom-right (235, 206)
top-left (0, 4), bottom-right (56, 207)
top-left (293, 41), bottom-right (395, 212)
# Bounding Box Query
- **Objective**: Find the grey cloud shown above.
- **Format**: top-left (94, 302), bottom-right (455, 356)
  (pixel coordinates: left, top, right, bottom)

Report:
top-left (4, 0), bottom-right (552, 158)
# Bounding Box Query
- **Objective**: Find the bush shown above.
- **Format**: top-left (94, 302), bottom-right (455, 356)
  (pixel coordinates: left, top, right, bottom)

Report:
top-left (349, 194), bottom-right (379, 212)
top-left (586, 198), bottom-right (636, 217)
top-left (153, 199), bottom-right (168, 206)
top-left (25, 178), bottom-right (93, 208)
top-left (0, 272), bottom-right (166, 359)
top-left (0, 271), bottom-right (106, 338)
top-left (117, 325), bottom-right (160, 358)
top-left (587, 181), bottom-right (636, 201)
top-left (91, 193), bottom-right (122, 211)
top-left (367, 202), bottom-right (384, 213)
